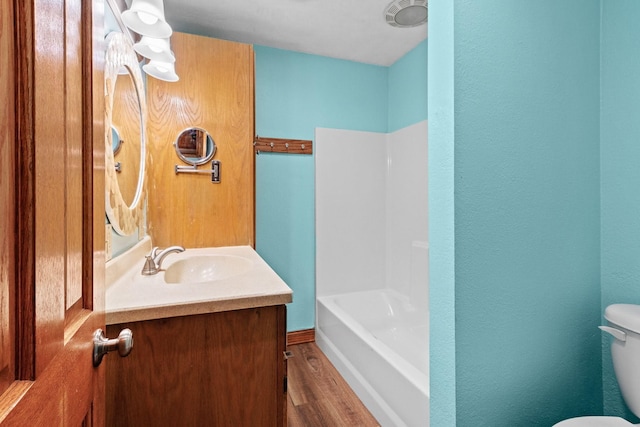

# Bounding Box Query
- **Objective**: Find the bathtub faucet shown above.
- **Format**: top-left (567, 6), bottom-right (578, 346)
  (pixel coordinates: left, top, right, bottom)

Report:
top-left (141, 246), bottom-right (185, 275)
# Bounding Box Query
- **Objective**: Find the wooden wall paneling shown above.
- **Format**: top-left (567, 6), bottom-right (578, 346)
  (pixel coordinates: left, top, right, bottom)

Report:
top-left (0, 0), bottom-right (16, 397)
top-left (147, 33), bottom-right (255, 249)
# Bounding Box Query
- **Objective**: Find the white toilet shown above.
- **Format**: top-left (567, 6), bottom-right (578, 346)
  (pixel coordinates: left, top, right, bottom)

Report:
top-left (554, 304), bottom-right (640, 426)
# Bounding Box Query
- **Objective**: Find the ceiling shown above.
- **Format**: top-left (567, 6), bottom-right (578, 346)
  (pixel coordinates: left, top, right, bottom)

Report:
top-left (161, 0), bottom-right (428, 67)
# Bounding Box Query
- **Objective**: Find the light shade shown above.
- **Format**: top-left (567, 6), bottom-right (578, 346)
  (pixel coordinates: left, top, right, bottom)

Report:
top-left (122, 0), bottom-right (172, 38)
top-left (143, 59), bottom-right (179, 82)
top-left (134, 36), bottom-right (175, 62)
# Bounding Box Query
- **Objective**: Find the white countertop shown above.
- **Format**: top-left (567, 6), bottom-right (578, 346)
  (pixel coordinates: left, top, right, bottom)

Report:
top-left (105, 237), bottom-right (293, 325)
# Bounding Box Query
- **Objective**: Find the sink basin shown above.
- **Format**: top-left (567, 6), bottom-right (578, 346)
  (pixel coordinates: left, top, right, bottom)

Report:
top-left (164, 255), bottom-right (253, 284)
top-left (105, 238), bottom-right (293, 324)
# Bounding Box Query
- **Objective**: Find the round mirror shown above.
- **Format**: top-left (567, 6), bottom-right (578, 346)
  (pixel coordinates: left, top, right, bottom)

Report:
top-left (105, 32), bottom-right (146, 236)
top-left (112, 70), bottom-right (142, 207)
top-left (174, 128), bottom-right (216, 166)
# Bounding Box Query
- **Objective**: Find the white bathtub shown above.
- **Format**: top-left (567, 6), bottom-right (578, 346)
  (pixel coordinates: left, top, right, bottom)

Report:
top-left (316, 289), bottom-right (429, 427)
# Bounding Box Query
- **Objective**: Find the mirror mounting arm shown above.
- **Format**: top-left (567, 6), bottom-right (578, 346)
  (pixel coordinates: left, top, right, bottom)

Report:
top-left (174, 161), bottom-right (221, 183)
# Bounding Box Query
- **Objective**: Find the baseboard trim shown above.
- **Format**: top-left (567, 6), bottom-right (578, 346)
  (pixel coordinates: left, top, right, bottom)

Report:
top-left (287, 329), bottom-right (315, 346)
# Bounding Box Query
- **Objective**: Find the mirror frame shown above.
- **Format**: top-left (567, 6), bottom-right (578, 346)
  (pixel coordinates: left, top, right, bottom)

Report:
top-left (105, 32), bottom-right (146, 236)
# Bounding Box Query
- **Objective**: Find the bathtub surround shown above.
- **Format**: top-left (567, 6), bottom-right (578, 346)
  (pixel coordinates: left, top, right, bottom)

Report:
top-left (315, 128), bottom-right (387, 297)
top-left (315, 123), bottom-right (428, 301)
top-left (387, 123), bottom-right (429, 304)
top-left (315, 121), bottom-right (428, 426)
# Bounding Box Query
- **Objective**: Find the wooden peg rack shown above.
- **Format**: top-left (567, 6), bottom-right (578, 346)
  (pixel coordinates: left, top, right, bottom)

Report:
top-left (254, 136), bottom-right (313, 155)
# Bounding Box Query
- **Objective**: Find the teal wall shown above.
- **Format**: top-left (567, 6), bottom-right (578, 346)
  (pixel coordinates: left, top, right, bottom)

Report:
top-left (254, 43), bottom-right (428, 332)
top-left (254, 46), bottom-right (389, 331)
top-left (427, 0), bottom-right (456, 424)
top-left (601, 0), bottom-right (640, 421)
top-left (430, 0), bottom-right (602, 425)
top-left (388, 39), bottom-right (428, 132)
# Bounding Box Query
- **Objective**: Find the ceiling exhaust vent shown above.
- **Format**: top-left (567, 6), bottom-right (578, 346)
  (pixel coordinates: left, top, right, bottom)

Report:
top-left (385, 0), bottom-right (427, 28)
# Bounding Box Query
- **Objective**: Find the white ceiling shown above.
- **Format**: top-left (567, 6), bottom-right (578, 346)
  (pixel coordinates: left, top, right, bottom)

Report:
top-left (162, 0), bottom-right (428, 67)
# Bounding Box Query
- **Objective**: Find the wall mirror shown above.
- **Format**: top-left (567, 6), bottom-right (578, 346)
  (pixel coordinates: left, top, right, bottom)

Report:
top-left (112, 69), bottom-right (142, 206)
top-left (105, 31), bottom-right (146, 236)
top-left (174, 128), bottom-right (216, 166)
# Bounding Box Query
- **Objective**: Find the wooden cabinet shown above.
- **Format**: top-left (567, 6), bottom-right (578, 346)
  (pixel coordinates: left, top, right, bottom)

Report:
top-left (106, 305), bottom-right (287, 426)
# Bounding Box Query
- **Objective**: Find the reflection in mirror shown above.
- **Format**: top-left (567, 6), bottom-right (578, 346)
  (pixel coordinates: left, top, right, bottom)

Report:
top-left (112, 126), bottom-right (123, 154)
top-left (112, 68), bottom-right (142, 207)
top-left (174, 128), bottom-right (216, 166)
top-left (105, 32), bottom-right (146, 236)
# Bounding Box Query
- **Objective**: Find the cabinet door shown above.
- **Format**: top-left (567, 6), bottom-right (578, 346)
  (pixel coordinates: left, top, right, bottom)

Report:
top-left (107, 306), bottom-right (287, 426)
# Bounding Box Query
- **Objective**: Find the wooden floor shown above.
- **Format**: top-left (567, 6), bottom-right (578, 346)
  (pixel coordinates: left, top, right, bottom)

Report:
top-left (286, 342), bottom-right (380, 427)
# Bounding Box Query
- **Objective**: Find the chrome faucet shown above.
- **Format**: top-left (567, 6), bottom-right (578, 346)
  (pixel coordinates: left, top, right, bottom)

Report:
top-left (141, 246), bottom-right (185, 275)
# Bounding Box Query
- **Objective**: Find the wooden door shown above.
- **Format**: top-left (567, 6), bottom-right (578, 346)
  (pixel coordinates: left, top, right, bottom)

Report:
top-left (0, 0), bottom-right (106, 425)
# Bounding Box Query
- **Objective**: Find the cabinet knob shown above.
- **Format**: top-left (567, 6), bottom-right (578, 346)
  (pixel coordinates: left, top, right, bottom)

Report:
top-left (93, 328), bottom-right (134, 367)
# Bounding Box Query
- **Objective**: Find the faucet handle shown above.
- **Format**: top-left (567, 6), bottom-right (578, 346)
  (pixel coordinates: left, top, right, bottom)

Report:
top-left (150, 246), bottom-right (160, 258)
top-left (141, 255), bottom-right (157, 276)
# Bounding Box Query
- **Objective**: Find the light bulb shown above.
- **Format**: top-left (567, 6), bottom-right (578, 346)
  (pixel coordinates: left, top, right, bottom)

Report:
top-left (137, 11), bottom-right (158, 25)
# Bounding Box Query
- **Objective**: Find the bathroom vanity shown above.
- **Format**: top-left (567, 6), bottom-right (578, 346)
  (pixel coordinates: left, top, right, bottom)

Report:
top-left (102, 6), bottom-right (274, 423)
top-left (104, 238), bottom-right (292, 426)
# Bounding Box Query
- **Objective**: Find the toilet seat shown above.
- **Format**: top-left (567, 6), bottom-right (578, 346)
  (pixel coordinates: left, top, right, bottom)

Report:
top-left (553, 416), bottom-right (635, 426)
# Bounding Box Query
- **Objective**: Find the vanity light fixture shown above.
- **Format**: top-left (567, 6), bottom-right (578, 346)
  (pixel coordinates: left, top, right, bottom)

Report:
top-left (134, 36), bottom-right (176, 63)
top-left (143, 59), bottom-right (179, 82)
top-left (122, 0), bottom-right (179, 82)
top-left (122, 0), bottom-right (172, 38)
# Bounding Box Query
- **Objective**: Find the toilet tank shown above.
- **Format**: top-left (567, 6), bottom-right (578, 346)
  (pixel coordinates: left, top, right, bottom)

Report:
top-left (604, 304), bottom-right (640, 419)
